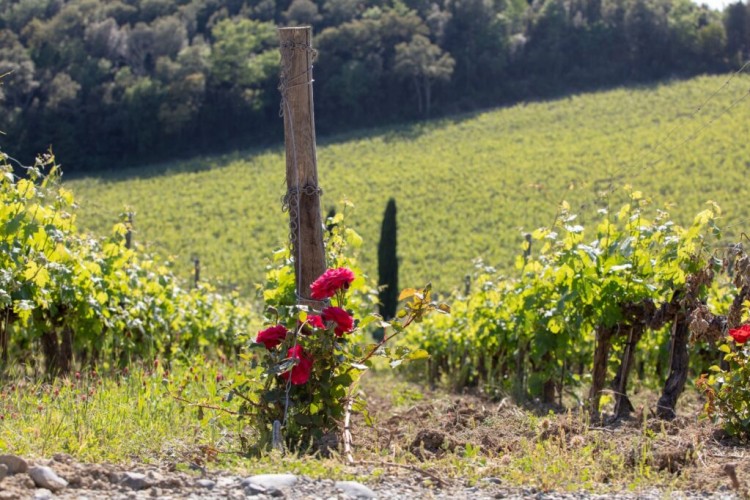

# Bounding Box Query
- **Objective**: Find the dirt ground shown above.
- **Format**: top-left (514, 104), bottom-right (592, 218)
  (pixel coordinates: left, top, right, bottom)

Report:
top-left (2, 376), bottom-right (748, 498)
top-left (348, 375), bottom-right (750, 496)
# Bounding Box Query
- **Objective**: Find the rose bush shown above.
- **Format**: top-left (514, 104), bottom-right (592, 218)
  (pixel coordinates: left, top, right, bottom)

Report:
top-left (699, 323), bottom-right (750, 439)
top-left (729, 324), bottom-right (750, 345)
top-left (232, 211), bottom-right (448, 452)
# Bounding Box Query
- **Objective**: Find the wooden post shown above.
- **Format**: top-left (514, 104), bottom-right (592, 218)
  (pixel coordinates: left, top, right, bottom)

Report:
top-left (125, 212), bottom-right (134, 250)
top-left (193, 256), bottom-right (200, 289)
top-left (523, 233), bottom-right (532, 264)
top-left (278, 27), bottom-right (326, 305)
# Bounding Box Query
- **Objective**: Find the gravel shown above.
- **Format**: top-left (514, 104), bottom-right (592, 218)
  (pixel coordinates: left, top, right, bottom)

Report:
top-left (0, 454), bottom-right (741, 499)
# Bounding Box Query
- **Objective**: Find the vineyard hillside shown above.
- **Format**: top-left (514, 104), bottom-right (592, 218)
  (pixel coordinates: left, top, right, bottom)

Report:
top-left (66, 74), bottom-right (750, 293)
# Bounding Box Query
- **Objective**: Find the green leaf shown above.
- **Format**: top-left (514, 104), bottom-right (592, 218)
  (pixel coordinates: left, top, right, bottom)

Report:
top-left (358, 314), bottom-right (382, 329)
top-left (399, 288), bottom-right (418, 301)
top-left (406, 349), bottom-right (430, 360)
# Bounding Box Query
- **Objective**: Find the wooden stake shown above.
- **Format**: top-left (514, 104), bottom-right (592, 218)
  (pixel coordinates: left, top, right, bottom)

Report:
top-left (279, 27), bottom-right (326, 305)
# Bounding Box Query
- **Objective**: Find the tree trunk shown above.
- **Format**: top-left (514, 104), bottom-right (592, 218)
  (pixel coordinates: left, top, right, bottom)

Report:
top-left (424, 79), bottom-right (432, 117)
top-left (612, 327), bottom-right (644, 419)
top-left (0, 310), bottom-right (8, 371)
top-left (412, 77), bottom-right (422, 115)
top-left (589, 325), bottom-right (613, 419)
top-left (657, 317), bottom-right (689, 419)
top-left (40, 330), bottom-right (60, 376)
top-left (541, 352), bottom-right (556, 404)
top-left (59, 327), bottom-right (74, 376)
top-left (513, 341), bottom-right (527, 401)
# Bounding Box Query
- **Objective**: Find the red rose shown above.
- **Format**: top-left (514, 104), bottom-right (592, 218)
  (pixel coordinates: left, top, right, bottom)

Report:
top-left (308, 315), bottom-right (325, 329)
top-left (729, 324), bottom-right (750, 345)
top-left (256, 325), bottom-right (288, 349)
top-left (322, 306), bottom-right (354, 337)
top-left (310, 268), bottom-right (355, 300)
top-left (281, 345), bottom-right (313, 385)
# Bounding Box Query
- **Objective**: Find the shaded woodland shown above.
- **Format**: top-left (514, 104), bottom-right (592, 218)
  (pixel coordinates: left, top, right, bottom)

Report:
top-left (0, 0), bottom-right (748, 170)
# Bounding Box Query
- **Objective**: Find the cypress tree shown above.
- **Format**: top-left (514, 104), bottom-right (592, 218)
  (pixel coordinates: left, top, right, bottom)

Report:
top-left (378, 198), bottom-right (398, 321)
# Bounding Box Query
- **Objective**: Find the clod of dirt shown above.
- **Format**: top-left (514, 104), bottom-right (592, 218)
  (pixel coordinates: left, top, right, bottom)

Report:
top-left (0, 454), bottom-right (28, 475)
top-left (409, 429), bottom-right (461, 460)
top-left (653, 443), bottom-right (696, 473)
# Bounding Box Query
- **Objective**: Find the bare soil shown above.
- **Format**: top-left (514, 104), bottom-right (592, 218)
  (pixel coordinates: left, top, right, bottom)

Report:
top-left (2, 377), bottom-right (748, 498)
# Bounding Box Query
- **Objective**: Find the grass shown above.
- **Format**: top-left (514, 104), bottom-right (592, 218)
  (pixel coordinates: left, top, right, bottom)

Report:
top-left (0, 362), bottom-right (740, 493)
top-left (65, 73), bottom-right (750, 295)
top-left (0, 360), bottom-right (240, 466)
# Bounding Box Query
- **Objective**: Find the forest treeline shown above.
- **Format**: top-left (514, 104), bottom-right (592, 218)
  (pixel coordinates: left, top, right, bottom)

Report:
top-left (0, 0), bottom-right (749, 171)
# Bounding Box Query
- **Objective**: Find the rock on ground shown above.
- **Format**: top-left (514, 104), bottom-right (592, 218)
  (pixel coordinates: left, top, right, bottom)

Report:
top-left (0, 455), bottom-right (742, 499)
top-left (28, 466), bottom-right (68, 492)
top-left (0, 455), bottom-right (28, 475)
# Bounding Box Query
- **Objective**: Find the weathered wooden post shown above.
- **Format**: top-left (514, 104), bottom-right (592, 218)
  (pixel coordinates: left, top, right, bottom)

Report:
top-left (125, 212), bottom-right (134, 250)
top-left (193, 256), bottom-right (200, 289)
top-left (278, 27), bottom-right (327, 306)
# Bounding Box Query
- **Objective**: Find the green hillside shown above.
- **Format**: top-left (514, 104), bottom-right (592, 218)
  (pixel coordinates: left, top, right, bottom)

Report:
top-left (66, 74), bottom-right (750, 294)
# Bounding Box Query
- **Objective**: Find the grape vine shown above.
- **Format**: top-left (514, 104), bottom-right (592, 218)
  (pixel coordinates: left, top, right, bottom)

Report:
top-left (403, 189), bottom-right (747, 420)
top-left (0, 154), bottom-right (256, 376)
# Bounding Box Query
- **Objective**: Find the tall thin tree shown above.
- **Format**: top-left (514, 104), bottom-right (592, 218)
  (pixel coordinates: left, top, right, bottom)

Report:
top-left (378, 198), bottom-right (399, 321)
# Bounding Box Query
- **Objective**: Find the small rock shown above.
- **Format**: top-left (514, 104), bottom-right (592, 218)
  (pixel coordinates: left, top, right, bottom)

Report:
top-left (243, 473), bottom-right (298, 490)
top-left (241, 480), bottom-right (267, 495)
top-left (33, 489), bottom-right (53, 500)
top-left (28, 466), bottom-right (68, 492)
top-left (120, 471), bottom-right (150, 490)
top-left (0, 463), bottom-right (8, 482)
top-left (335, 481), bottom-right (377, 499)
top-left (197, 479), bottom-right (216, 490)
top-left (482, 477), bottom-right (502, 485)
top-left (216, 476), bottom-right (238, 489)
top-left (0, 454), bottom-right (29, 474)
top-left (146, 470), bottom-right (164, 482)
top-left (241, 480), bottom-right (284, 497)
top-left (52, 453), bottom-right (73, 464)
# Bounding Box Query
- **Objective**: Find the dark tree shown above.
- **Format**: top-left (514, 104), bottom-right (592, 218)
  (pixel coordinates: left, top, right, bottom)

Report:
top-left (378, 198), bottom-right (399, 321)
top-left (725, 1), bottom-right (750, 62)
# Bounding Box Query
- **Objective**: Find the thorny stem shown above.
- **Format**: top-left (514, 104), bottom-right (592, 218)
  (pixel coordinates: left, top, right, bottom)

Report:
top-left (357, 313), bottom-right (417, 366)
top-left (168, 391), bottom-right (241, 415)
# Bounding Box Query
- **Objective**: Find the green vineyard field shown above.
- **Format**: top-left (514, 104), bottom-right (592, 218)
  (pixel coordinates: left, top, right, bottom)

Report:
top-left (67, 74), bottom-right (750, 294)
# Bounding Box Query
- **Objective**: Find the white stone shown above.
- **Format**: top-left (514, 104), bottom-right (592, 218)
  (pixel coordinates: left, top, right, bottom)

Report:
top-left (243, 473), bottom-right (298, 489)
top-left (335, 481), bottom-right (377, 499)
top-left (28, 466), bottom-right (68, 492)
top-left (197, 479), bottom-right (216, 489)
top-left (120, 471), bottom-right (150, 490)
top-left (33, 488), bottom-right (53, 500)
